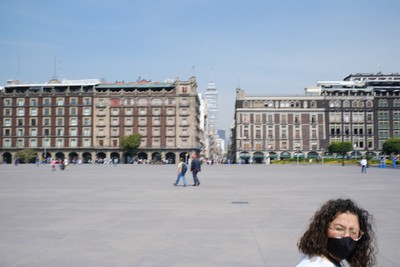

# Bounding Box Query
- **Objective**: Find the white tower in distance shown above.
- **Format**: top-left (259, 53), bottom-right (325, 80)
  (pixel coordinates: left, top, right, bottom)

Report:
top-left (204, 81), bottom-right (220, 160)
top-left (204, 81), bottom-right (218, 130)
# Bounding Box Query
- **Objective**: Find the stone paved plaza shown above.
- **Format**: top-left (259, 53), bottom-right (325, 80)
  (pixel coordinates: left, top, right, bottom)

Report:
top-left (0, 163), bottom-right (399, 267)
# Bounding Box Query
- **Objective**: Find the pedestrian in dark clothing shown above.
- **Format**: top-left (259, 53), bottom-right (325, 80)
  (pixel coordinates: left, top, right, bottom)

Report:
top-left (190, 154), bottom-right (201, 186)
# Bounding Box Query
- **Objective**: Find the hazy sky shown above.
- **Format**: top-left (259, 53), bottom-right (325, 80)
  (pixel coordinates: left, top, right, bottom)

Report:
top-left (1, 0), bottom-right (399, 131)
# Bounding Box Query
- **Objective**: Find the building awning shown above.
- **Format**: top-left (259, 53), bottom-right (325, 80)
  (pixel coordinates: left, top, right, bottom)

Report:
top-left (252, 155), bottom-right (265, 159)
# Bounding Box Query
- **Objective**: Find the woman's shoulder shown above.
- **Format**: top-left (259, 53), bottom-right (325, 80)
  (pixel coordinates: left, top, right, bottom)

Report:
top-left (296, 255), bottom-right (339, 267)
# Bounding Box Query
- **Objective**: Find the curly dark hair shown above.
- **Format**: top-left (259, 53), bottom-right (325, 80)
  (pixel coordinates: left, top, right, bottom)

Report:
top-left (297, 199), bottom-right (377, 267)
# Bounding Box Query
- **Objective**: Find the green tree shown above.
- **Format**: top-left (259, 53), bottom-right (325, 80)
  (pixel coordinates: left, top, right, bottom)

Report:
top-left (328, 141), bottom-right (353, 166)
top-left (120, 133), bottom-right (142, 160)
top-left (382, 138), bottom-right (400, 155)
top-left (15, 148), bottom-right (38, 163)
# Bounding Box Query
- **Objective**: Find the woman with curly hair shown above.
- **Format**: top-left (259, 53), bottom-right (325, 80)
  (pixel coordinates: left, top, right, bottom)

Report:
top-left (296, 199), bottom-right (377, 267)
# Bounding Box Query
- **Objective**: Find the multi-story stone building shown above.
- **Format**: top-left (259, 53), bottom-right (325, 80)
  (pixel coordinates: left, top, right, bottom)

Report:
top-left (233, 73), bottom-right (400, 163)
top-left (0, 76), bottom-right (203, 164)
top-left (233, 88), bottom-right (326, 163)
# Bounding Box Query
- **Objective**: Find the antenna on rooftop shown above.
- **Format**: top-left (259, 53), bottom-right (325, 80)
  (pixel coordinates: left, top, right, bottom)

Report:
top-left (16, 56), bottom-right (20, 81)
top-left (53, 56), bottom-right (57, 79)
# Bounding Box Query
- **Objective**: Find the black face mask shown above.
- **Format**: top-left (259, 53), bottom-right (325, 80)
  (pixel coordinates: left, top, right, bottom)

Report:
top-left (327, 237), bottom-right (357, 260)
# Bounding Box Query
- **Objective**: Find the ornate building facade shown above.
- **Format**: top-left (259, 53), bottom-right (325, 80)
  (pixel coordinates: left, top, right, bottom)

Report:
top-left (0, 76), bottom-right (203, 164)
top-left (233, 73), bottom-right (400, 163)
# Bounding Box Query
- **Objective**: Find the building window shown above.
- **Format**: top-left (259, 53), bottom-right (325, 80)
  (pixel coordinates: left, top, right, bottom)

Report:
top-left (125, 128), bottom-right (133, 135)
top-left (151, 99), bottom-right (162, 106)
top-left (17, 99), bottom-right (24, 106)
top-left (57, 118), bottom-right (64, 126)
top-left (153, 117), bottom-right (161, 126)
top-left (4, 99), bottom-right (11, 106)
top-left (166, 108), bottom-right (175, 115)
top-left (165, 117), bottom-right (174, 126)
top-left (17, 140), bottom-right (23, 148)
top-left (30, 139), bottom-right (37, 148)
top-left (378, 111), bottom-right (388, 120)
top-left (30, 128), bottom-right (37, 136)
top-left (70, 98), bottom-right (77, 105)
top-left (378, 99), bottom-right (388, 107)
top-left (311, 115), bottom-right (317, 123)
top-left (43, 108), bottom-right (51, 116)
top-left (70, 107), bottom-right (77, 116)
top-left (139, 127), bottom-right (147, 136)
top-left (30, 98), bottom-right (38, 106)
top-left (57, 107), bottom-right (64, 116)
top-left (57, 128), bottom-right (64, 136)
top-left (295, 129), bottom-right (301, 139)
top-left (57, 139), bottom-right (63, 148)
top-left (83, 139), bottom-right (91, 147)
top-left (139, 108), bottom-right (147, 115)
top-left (57, 98), bottom-right (64, 106)
top-left (125, 118), bottom-right (133, 126)
top-left (165, 98), bottom-right (176, 105)
top-left (153, 127), bottom-right (160, 136)
top-left (167, 138), bottom-right (175, 147)
top-left (83, 117), bottom-right (91, 126)
top-left (70, 139), bottom-right (77, 147)
top-left (111, 118), bottom-right (119, 126)
top-left (17, 108), bottom-right (24, 116)
top-left (311, 129), bottom-right (317, 139)
top-left (281, 115), bottom-right (287, 123)
top-left (111, 108), bottom-right (119, 116)
top-left (138, 117), bottom-right (147, 126)
top-left (4, 139), bottom-right (11, 147)
top-left (70, 117), bottom-right (78, 126)
top-left (255, 128), bottom-right (261, 139)
top-left (44, 98), bottom-right (51, 106)
top-left (111, 128), bottom-right (119, 136)
top-left (4, 118), bottom-right (11, 126)
top-left (167, 127), bottom-right (174, 136)
top-left (70, 128), bottom-right (77, 136)
top-left (152, 108), bottom-right (161, 115)
top-left (83, 98), bottom-right (91, 105)
top-left (138, 99), bottom-right (148, 106)
top-left (125, 108), bottom-right (133, 116)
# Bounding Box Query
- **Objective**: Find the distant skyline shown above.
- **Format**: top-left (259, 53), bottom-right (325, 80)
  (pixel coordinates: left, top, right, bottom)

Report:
top-left (1, 0), bottom-right (399, 131)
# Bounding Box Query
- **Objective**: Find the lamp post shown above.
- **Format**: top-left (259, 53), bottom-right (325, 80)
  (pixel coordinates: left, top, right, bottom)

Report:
top-left (321, 148), bottom-right (324, 164)
top-left (353, 144), bottom-right (357, 160)
top-left (295, 144), bottom-right (300, 165)
top-left (43, 134), bottom-right (48, 163)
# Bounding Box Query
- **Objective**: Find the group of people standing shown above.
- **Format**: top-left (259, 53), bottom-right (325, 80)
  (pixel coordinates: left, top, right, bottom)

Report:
top-left (173, 154), bottom-right (201, 187)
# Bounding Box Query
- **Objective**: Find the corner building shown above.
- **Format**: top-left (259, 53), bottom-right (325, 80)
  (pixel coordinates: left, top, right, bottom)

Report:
top-left (233, 73), bottom-right (400, 163)
top-left (0, 76), bottom-right (202, 164)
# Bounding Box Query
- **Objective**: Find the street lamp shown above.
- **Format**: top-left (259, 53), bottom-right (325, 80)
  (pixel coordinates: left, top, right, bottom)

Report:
top-left (295, 144), bottom-right (300, 165)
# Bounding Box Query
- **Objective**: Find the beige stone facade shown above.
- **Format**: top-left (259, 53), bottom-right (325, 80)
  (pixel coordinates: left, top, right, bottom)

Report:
top-left (0, 77), bottom-right (203, 164)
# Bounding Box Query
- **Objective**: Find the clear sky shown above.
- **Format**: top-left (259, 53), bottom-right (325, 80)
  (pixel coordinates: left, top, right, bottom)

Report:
top-left (1, 0), bottom-right (399, 131)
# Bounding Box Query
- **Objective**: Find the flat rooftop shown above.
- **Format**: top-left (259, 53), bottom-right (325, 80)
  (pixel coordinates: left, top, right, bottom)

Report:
top-left (0, 163), bottom-right (397, 266)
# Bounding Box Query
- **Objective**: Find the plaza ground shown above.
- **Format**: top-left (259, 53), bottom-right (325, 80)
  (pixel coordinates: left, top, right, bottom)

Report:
top-left (0, 163), bottom-right (398, 267)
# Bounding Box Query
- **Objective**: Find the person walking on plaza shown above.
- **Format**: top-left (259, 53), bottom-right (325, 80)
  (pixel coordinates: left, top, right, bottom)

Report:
top-left (51, 158), bottom-right (56, 171)
top-left (190, 154), bottom-right (201, 186)
top-left (173, 158), bottom-right (187, 187)
top-left (296, 198), bottom-right (376, 267)
top-left (360, 157), bottom-right (367, 173)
